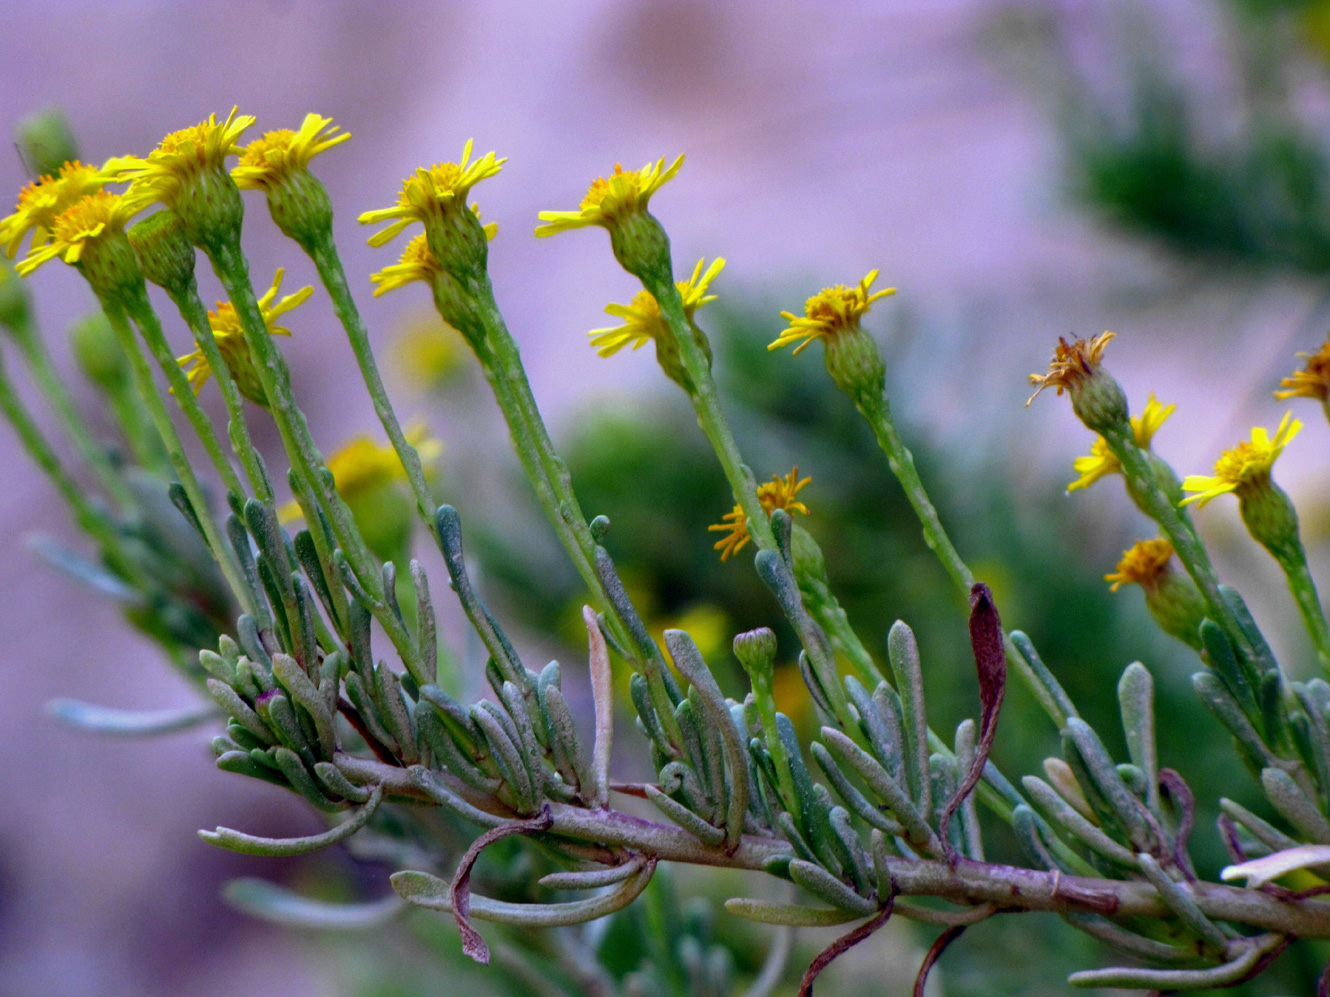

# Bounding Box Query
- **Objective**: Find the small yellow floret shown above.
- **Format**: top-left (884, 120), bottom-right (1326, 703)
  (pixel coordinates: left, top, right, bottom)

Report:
top-left (1180, 412), bottom-right (1302, 508)
top-left (279, 422), bottom-right (442, 522)
top-left (231, 113), bottom-right (349, 190)
top-left (1105, 538), bottom-right (1175, 592)
top-left (15, 190), bottom-right (152, 276)
top-left (118, 108), bottom-right (255, 201)
top-left (1027, 332), bottom-right (1116, 405)
top-left (708, 467), bottom-right (812, 561)
top-left (534, 155), bottom-right (684, 237)
top-left (768, 271), bottom-right (895, 355)
top-left (1, 159), bottom-right (126, 259)
top-left (1276, 341), bottom-right (1330, 403)
top-left (358, 140), bottom-right (505, 248)
top-left (176, 268), bottom-right (312, 402)
top-left (1068, 393), bottom-right (1175, 491)
top-left (589, 257), bottom-right (725, 357)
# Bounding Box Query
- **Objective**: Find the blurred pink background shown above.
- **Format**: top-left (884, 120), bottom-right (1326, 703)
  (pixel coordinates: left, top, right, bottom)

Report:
top-left (2, 2), bottom-right (1328, 994)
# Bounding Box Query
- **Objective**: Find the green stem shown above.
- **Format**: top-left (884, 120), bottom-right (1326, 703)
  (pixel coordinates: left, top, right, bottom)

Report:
top-left (99, 298), bottom-right (252, 615)
top-left (648, 282), bottom-right (773, 550)
top-left (0, 345), bottom-right (119, 553)
top-left (857, 393), bottom-right (974, 593)
top-left (121, 285), bottom-right (246, 501)
top-left (309, 238), bottom-right (434, 530)
top-left (1279, 549), bottom-right (1330, 670)
top-left (170, 281), bottom-right (273, 502)
top-left (10, 319), bottom-right (136, 510)
top-left (103, 373), bottom-right (167, 472)
top-left (204, 236), bottom-right (423, 683)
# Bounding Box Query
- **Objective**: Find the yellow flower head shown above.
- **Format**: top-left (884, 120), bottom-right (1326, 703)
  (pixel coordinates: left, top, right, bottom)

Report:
top-left (708, 467), bottom-right (812, 561)
top-left (1105, 538), bottom-right (1176, 592)
top-left (1, 159), bottom-right (125, 259)
top-left (369, 210), bottom-right (498, 298)
top-left (534, 155), bottom-right (684, 237)
top-left (358, 140), bottom-right (505, 248)
top-left (1068, 393), bottom-right (1175, 491)
top-left (15, 189), bottom-right (152, 276)
top-left (118, 108), bottom-right (255, 202)
top-left (231, 113), bottom-right (350, 191)
top-left (176, 268), bottom-right (312, 403)
top-left (768, 271), bottom-right (896, 355)
top-left (1027, 332), bottom-right (1116, 405)
top-left (1181, 412), bottom-right (1302, 508)
top-left (1276, 340), bottom-right (1330, 403)
top-left (279, 421), bottom-right (442, 523)
top-left (589, 257), bottom-right (725, 357)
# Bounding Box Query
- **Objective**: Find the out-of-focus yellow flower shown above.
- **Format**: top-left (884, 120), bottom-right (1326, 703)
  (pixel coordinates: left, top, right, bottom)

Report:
top-left (176, 269), bottom-right (312, 404)
top-left (1105, 538), bottom-right (1175, 592)
top-left (15, 189), bottom-right (152, 276)
top-left (1068, 393), bottom-right (1175, 491)
top-left (1181, 413), bottom-right (1302, 508)
top-left (358, 140), bottom-right (504, 248)
top-left (589, 257), bottom-right (724, 357)
top-left (1, 159), bottom-right (124, 258)
top-left (1027, 331), bottom-right (1115, 405)
top-left (279, 421), bottom-right (442, 523)
top-left (231, 113), bottom-right (349, 191)
top-left (709, 468), bottom-right (811, 561)
top-left (392, 313), bottom-right (468, 389)
top-left (1276, 341), bottom-right (1330, 404)
top-left (768, 271), bottom-right (895, 355)
top-left (535, 156), bottom-right (684, 237)
top-left (652, 602), bottom-right (730, 668)
top-left (118, 108), bottom-right (254, 203)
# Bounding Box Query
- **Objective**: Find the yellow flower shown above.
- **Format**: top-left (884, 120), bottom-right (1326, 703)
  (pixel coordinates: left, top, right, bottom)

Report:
top-left (1105, 538), bottom-right (1174, 592)
top-left (231, 113), bottom-right (349, 191)
top-left (392, 313), bottom-right (467, 389)
top-left (1068, 393), bottom-right (1175, 491)
top-left (176, 268), bottom-right (312, 403)
top-left (117, 108), bottom-right (255, 202)
top-left (14, 189), bottom-right (152, 276)
top-left (1276, 341), bottom-right (1330, 403)
top-left (589, 257), bottom-right (725, 357)
top-left (1181, 413), bottom-right (1303, 508)
top-left (1026, 331), bottom-right (1116, 405)
top-left (358, 140), bottom-right (505, 248)
top-left (279, 422), bottom-right (442, 523)
top-left (708, 467), bottom-right (812, 561)
top-left (368, 213), bottom-right (497, 298)
top-left (534, 156), bottom-right (684, 237)
top-left (768, 271), bottom-right (896, 354)
top-left (1, 159), bottom-right (125, 259)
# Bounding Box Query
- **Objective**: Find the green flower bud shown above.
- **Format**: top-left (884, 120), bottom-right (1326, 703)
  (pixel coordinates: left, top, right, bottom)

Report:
top-left (128, 210), bottom-right (196, 297)
top-left (15, 107), bottom-right (80, 179)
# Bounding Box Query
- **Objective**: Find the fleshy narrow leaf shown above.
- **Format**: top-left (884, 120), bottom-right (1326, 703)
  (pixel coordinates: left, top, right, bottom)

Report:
top-left (224, 878), bottom-right (404, 929)
top-left (46, 699), bottom-right (218, 735)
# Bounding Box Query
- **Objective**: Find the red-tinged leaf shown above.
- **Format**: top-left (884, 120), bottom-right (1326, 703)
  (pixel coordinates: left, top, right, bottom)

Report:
top-left (450, 807), bottom-right (553, 963)
top-left (939, 583), bottom-right (1007, 858)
